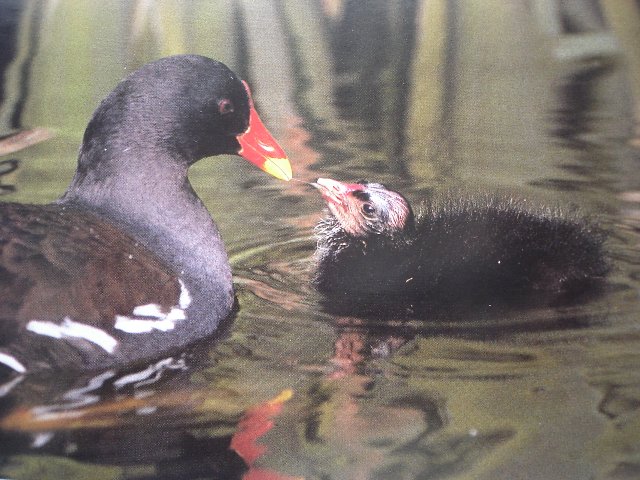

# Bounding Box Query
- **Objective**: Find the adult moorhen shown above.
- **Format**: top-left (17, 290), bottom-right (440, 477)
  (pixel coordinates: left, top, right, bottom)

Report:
top-left (0, 55), bottom-right (292, 373)
top-left (313, 178), bottom-right (609, 316)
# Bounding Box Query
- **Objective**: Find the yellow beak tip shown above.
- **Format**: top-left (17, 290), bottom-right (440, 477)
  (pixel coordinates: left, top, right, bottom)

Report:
top-left (264, 157), bottom-right (293, 181)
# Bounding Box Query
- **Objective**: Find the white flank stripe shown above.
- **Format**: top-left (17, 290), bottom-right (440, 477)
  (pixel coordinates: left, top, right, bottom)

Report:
top-left (132, 303), bottom-right (164, 318)
top-left (115, 279), bottom-right (190, 335)
top-left (25, 320), bottom-right (64, 338)
top-left (165, 307), bottom-right (186, 322)
top-left (26, 318), bottom-right (118, 353)
top-left (178, 279), bottom-right (192, 309)
top-left (114, 316), bottom-right (177, 333)
top-left (0, 352), bottom-right (26, 373)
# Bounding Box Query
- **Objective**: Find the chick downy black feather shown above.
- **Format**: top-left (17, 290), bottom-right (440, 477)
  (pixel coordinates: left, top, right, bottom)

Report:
top-left (313, 180), bottom-right (609, 316)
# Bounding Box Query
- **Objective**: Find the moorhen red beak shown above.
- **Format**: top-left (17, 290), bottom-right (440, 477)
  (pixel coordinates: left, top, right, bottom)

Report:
top-left (237, 81), bottom-right (291, 181)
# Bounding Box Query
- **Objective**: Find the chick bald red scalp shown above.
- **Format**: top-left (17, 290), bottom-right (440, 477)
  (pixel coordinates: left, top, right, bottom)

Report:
top-left (237, 81), bottom-right (292, 181)
top-left (313, 178), bottom-right (413, 237)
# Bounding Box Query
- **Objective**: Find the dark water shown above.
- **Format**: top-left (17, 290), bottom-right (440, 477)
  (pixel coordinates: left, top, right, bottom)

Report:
top-left (1, 1), bottom-right (639, 479)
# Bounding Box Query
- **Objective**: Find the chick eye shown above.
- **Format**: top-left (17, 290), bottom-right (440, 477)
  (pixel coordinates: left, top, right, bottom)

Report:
top-left (218, 98), bottom-right (234, 115)
top-left (361, 203), bottom-right (376, 217)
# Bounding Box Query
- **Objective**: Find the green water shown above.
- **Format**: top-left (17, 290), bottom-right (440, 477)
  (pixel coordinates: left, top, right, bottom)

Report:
top-left (1, 1), bottom-right (639, 479)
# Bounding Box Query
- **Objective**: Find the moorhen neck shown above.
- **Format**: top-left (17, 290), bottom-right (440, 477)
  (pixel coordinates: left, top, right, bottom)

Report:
top-left (313, 178), bottom-right (609, 316)
top-left (0, 55), bottom-right (292, 373)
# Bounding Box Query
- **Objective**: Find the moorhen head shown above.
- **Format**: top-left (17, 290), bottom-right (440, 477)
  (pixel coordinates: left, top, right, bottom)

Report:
top-left (313, 178), bottom-right (609, 316)
top-left (0, 55), bottom-right (291, 373)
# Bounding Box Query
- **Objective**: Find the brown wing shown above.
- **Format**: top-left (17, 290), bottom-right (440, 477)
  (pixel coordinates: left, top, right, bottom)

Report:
top-left (0, 203), bottom-right (182, 368)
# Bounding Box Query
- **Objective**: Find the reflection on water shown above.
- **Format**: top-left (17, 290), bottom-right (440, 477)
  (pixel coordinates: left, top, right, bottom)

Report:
top-left (1, 1), bottom-right (640, 479)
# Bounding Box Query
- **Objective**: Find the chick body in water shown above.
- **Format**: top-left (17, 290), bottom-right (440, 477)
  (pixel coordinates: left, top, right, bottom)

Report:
top-left (313, 178), bottom-right (609, 316)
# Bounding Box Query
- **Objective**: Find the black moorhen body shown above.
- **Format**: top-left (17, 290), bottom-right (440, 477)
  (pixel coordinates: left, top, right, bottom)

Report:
top-left (0, 55), bottom-right (292, 373)
top-left (313, 178), bottom-right (609, 315)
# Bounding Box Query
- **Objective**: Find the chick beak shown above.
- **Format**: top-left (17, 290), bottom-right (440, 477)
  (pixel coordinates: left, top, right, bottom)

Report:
top-left (312, 178), bottom-right (364, 206)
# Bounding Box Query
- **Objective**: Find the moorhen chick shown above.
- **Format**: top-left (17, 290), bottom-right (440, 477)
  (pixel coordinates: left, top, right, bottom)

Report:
top-left (0, 55), bottom-right (292, 373)
top-left (313, 178), bottom-right (609, 316)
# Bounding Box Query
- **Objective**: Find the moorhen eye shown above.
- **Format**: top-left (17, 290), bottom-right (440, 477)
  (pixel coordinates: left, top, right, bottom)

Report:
top-left (313, 178), bottom-right (609, 316)
top-left (218, 98), bottom-right (234, 115)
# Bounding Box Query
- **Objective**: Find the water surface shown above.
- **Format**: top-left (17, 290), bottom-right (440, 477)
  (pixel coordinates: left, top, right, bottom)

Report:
top-left (1, 1), bottom-right (639, 479)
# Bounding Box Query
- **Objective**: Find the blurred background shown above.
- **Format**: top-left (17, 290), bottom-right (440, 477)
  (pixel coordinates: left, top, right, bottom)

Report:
top-left (0, 1), bottom-right (639, 479)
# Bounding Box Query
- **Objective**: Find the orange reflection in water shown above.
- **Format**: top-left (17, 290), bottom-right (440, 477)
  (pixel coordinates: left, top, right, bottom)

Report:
top-left (231, 389), bottom-right (303, 480)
